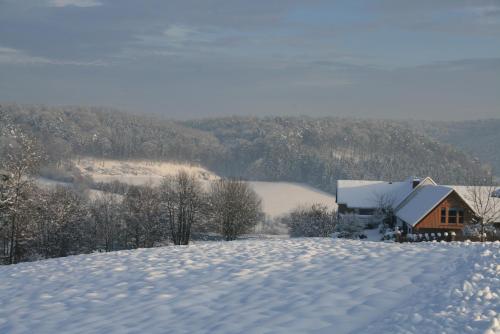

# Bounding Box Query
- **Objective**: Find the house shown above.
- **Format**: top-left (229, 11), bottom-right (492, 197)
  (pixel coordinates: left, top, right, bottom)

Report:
top-left (336, 176), bottom-right (500, 238)
top-left (336, 176), bottom-right (436, 226)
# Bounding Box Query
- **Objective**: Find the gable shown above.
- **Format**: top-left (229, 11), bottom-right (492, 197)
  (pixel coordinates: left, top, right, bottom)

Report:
top-left (447, 185), bottom-right (498, 220)
top-left (413, 191), bottom-right (475, 229)
top-left (395, 185), bottom-right (454, 227)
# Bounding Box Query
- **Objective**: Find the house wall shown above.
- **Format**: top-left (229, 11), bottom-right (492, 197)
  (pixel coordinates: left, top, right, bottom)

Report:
top-left (414, 192), bottom-right (473, 232)
top-left (337, 204), bottom-right (353, 214)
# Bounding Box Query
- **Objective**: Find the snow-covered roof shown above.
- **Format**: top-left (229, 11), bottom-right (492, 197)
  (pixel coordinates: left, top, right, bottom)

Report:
top-left (338, 176), bottom-right (500, 224)
top-left (336, 177), bottom-right (431, 209)
top-left (395, 185), bottom-right (453, 227)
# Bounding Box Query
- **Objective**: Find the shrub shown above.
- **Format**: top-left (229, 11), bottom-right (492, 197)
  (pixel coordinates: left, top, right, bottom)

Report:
top-left (283, 204), bottom-right (337, 237)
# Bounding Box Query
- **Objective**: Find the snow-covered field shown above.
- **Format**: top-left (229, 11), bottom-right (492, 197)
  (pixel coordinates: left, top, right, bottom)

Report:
top-left (248, 181), bottom-right (336, 218)
top-left (1, 239), bottom-right (498, 334)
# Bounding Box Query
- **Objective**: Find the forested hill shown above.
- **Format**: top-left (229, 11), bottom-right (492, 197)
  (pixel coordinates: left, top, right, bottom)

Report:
top-left (0, 104), bottom-right (223, 167)
top-left (0, 104), bottom-right (488, 192)
top-left (409, 120), bottom-right (500, 177)
top-left (185, 117), bottom-right (486, 190)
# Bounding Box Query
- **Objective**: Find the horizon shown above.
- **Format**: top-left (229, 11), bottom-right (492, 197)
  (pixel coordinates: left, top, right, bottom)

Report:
top-left (1, 1), bottom-right (499, 120)
top-left (2, 102), bottom-right (500, 123)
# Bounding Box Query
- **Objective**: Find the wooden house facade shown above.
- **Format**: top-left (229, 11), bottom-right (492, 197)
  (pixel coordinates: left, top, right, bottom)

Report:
top-left (404, 191), bottom-right (475, 237)
top-left (336, 176), bottom-right (500, 239)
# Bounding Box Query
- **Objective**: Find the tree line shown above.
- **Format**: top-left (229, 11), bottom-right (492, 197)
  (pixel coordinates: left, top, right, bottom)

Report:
top-left (1, 174), bottom-right (263, 265)
top-left (0, 119), bottom-right (263, 264)
top-left (0, 104), bottom-right (490, 194)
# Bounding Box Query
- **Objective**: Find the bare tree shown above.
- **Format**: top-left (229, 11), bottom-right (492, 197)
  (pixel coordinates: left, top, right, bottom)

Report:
top-left (159, 171), bottom-right (204, 245)
top-left (373, 191), bottom-right (398, 231)
top-left (208, 178), bottom-right (263, 240)
top-left (122, 184), bottom-right (163, 248)
top-left (466, 176), bottom-right (500, 241)
top-left (90, 192), bottom-right (123, 252)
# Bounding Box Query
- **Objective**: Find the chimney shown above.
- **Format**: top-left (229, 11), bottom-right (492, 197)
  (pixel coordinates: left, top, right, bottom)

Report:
top-left (412, 177), bottom-right (421, 189)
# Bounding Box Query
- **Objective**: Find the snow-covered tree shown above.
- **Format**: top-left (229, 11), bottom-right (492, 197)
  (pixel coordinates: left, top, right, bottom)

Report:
top-left (284, 204), bottom-right (337, 238)
top-left (465, 176), bottom-right (500, 241)
top-left (35, 186), bottom-right (91, 258)
top-left (0, 119), bottom-right (44, 264)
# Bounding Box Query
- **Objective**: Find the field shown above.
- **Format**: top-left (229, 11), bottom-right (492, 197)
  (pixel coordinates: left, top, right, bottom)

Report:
top-left (0, 239), bottom-right (498, 334)
top-left (248, 181), bottom-right (336, 218)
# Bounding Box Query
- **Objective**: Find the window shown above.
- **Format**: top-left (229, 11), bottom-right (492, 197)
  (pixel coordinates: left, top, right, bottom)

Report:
top-left (358, 208), bottom-right (375, 216)
top-left (448, 209), bottom-right (457, 224)
top-left (458, 210), bottom-right (464, 224)
top-left (441, 208), bottom-right (446, 224)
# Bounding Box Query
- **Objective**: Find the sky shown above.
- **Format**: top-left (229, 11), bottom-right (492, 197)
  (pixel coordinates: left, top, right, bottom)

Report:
top-left (0, 0), bottom-right (499, 120)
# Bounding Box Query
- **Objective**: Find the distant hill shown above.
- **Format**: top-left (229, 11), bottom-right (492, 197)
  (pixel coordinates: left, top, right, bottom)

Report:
top-left (185, 117), bottom-right (486, 190)
top-left (410, 119), bottom-right (500, 177)
top-left (0, 103), bottom-right (223, 166)
top-left (0, 104), bottom-right (489, 192)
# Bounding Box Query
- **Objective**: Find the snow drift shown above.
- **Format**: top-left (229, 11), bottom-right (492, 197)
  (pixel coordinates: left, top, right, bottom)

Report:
top-left (0, 239), bottom-right (498, 333)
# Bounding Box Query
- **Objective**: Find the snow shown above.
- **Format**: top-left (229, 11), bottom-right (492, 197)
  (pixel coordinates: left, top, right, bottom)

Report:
top-left (71, 158), bottom-right (336, 218)
top-left (363, 228), bottom-right (382, 241)
top-left (367, 241), bottom-right (500, 334)
top-left (36, 177), bottom-right (70, 188)
top-left (0, 239), bottom-right (498, 334)
top-left (74, 157), bottom-right (218, 186)
top-left (395, 185), bottom-right (453, 226)
top-left (336, 179), bottom-right (414, 209)
top-left (249, 181), bottom-right (337, 218)
top-left (336, 177), bottom-right (440, 210)
top-left (36, 178), bottom-right (123, 201)
top-left (450, 185), bottom-right (500, 223)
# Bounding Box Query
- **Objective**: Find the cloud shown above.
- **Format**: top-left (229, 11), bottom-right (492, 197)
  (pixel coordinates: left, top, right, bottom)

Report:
top-left (414, 57), bottom-right (500, 72)
top-left (467, 5), bottom-right (500, 24)
top-left (0, 46), bottom-right (108, 66)
top-left (128, 24), bottom-right (223, 58)
top-left (163, 25), bottom-right (198, 43)
top-left (48, 0), bottom-right (102, 8)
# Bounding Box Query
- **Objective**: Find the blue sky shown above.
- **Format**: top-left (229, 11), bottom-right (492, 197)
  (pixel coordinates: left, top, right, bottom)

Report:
top-left (0, 0), bottom-right (499, 119)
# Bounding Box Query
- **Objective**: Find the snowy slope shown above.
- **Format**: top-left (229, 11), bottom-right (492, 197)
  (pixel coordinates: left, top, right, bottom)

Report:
top-left (74, 157), bottom-right (218, 186)
top-left (249, 181), bottom-right (337, 218)
top-left (72, 158), bottom-right (336, 218)
top-left (0, 239), bottom-right (498, 334)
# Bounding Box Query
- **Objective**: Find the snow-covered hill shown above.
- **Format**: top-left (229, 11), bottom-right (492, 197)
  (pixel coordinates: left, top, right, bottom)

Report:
top-left (72, 158), bottom-right (336, 218)
top-left (1, 239), bottom-right (498, 334)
